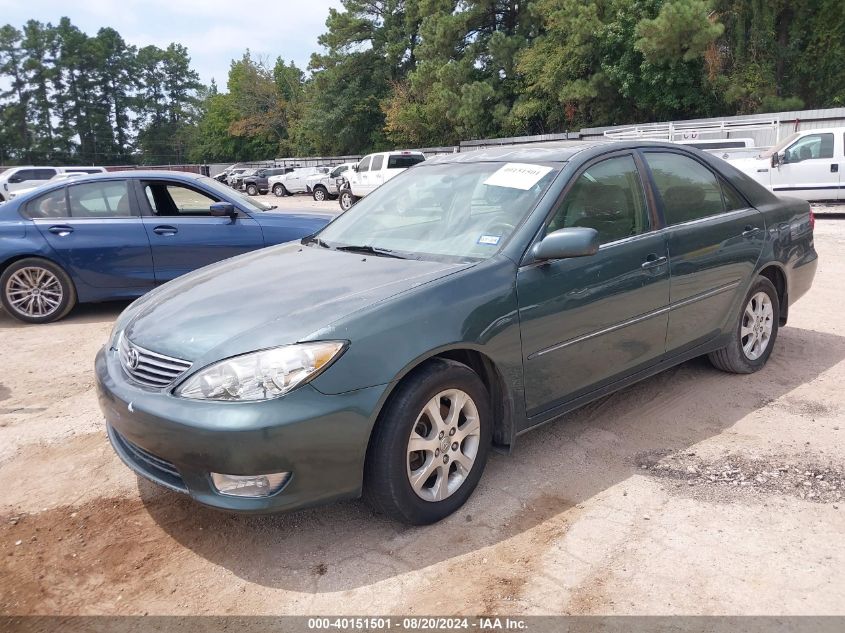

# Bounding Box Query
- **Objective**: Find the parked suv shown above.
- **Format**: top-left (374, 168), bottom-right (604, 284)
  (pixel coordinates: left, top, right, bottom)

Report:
top-left (269, 167), bottom-right (330, 197)
top-left (305, 163), bottom-right (356, 201)
top-left (0, 166), bottom-right (106, 202)
top-left (339, 151), bottom-right (425, 210)
top-left (242, 167), bottom-right (294, 196)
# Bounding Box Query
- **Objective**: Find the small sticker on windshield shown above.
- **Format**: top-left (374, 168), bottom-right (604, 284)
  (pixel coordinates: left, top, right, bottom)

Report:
top-left (483, 163), bottom-right (554, 190)
top-left (478, 235), bottom-right (501, 245)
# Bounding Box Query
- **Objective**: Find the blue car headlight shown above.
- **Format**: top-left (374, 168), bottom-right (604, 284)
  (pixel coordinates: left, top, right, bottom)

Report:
top-left (174, 342), bottom-right (346, 402)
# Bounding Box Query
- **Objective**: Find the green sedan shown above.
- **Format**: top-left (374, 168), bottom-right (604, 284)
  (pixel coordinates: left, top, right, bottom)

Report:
top-left (96, 141), bottom-right (818, 524)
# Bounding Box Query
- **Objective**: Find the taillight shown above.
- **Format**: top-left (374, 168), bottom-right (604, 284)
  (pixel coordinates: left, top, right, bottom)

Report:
top-left (809, 208), bottom-right (815, 230)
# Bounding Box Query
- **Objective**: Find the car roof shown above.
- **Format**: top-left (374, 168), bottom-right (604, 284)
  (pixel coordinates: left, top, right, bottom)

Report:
top-left (423, 139), bottom-right (733, 164)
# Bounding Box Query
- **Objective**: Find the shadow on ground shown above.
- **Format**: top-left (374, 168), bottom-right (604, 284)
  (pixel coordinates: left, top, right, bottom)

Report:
top-left (129, 325), bottom-right (845, 593)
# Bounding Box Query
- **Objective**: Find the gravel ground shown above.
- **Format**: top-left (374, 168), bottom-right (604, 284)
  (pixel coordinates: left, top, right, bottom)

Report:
top-left (1, 208), bottom-right (844, 616)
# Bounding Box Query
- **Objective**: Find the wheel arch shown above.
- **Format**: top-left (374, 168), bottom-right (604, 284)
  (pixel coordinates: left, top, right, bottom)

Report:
top-left (365, 346), bottom-right (515, 458)
top-left (758, 263), bottom-right (788, 325)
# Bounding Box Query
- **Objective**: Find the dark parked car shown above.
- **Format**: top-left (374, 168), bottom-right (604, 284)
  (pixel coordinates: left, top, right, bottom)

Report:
top-left (0, 171), bottom-right (332, 323)
top-left (242, 167), bottom-right (294, 196)
top-left (97, 142), bottom-right (817, 524)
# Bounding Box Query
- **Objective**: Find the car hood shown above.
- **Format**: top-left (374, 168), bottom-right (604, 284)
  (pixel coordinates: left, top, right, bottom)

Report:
top-left (121, 243), bottom-right (470, 363)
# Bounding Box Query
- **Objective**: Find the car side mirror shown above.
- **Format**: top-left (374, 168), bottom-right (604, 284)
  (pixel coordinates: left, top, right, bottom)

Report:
top-left (209, 202), bottom-right (237, 219)
top-left (532, 227), bottom-right (600, 261)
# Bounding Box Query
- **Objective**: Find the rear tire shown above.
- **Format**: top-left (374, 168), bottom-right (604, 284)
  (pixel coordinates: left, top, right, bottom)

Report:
top-left (364, 359), bottom-right (491, 525)
top-left (1, 257), bottom-right (77, 324)
top-left (708, 276), bottom-right (779, 374)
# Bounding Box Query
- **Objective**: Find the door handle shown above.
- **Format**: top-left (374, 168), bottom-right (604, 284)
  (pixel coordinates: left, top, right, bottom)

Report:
top-left (742, 225), bottom-right (760, 238)
top-left (832, 164), bottom-right (839, 173)
top-left (47, 225), bottom-right (73, 236)
top-left (153, 225), bottom-right (178, 235)
top-left (641, 254), bottom-right (667, 269)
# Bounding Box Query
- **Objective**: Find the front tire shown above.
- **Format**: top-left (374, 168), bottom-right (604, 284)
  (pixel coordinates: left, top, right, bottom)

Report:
top-left (246, 184), bottom-right (258, 196)
top-left (364, 359), bottom-right (491, 525)
top-left (708, 276), bottom-right (779, 374)
top-left (273, 183), bottom-right (288, 197)
top-left (339, 190), bottom-right (358, 211)
top-left (1, 258), bottom-right (77, 324)
top-left (313, 185), bottom-right (328, 202)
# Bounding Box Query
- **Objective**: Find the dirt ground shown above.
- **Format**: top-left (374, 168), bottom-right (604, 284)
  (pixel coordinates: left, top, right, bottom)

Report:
top-left (1, 205), bottom-right (845, 616)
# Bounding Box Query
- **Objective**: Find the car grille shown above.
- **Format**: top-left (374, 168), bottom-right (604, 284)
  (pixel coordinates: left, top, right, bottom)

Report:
top-left (118, 335), bottom-right (192, 389)
top-left (109, 426), bottom-right (187, 493)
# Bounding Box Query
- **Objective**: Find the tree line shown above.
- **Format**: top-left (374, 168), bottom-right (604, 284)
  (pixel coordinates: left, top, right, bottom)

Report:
top-left (1, 1), bottom-right (844, 166)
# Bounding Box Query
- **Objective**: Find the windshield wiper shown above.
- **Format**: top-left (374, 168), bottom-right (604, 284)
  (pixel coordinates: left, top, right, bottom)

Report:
top-left (334, 244), bottom-right (407, 259)
top-left (303, 236), bottom-right (332, 249)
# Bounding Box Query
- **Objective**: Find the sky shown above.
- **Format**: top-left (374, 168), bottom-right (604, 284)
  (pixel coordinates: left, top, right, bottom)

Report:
top-left (0, 0), bottom-right (344, 86)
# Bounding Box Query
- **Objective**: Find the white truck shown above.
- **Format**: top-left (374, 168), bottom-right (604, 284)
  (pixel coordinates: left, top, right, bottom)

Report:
top-left (268, 166), bottom-right (330, 197)
top-left (338, 150), bottom-right (426, 210)
top-left (0, 166), bottom-right (106, 202)
top-left (304, 162), bottom-right (357, 201)
top-left (726, 127), bottom-right (843, 202)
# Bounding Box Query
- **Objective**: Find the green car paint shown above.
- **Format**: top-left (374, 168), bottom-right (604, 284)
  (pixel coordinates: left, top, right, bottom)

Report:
top-left (96, 141), bottom-right (817, 514)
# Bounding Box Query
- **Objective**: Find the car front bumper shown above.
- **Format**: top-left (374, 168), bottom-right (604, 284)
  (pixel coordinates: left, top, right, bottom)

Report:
top-left (95, 345), bottom-right (388, 513)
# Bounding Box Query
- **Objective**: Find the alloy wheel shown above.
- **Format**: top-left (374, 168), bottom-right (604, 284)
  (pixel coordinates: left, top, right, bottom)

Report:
top-left (741, 291), bottom-right (773, 360)
top-left (406, 389), bottom-right (481, 502)
top-left (5, 266), bottom-right (63, 318)
top-left (314, 188), bottom-right (326, 201)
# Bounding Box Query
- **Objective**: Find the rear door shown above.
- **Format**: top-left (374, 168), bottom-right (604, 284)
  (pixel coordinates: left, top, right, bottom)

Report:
top-left (28, 179), bottom-right (155, 291)
top-left (770, 132), bottom-right (838, 201)
top-left (369, 155), bottom-right (385, 190)
top-left (137, 179), bottom-right (263, 283)
top-left (641, 150), bottom-right (765, 354)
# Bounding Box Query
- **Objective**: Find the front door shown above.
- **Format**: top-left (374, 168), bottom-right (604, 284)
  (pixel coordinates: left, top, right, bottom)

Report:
top-left (641, 150), bottom-right (765, 354)
top-left (137, 179), bottom-right (264, 283)
top-left (517, 153), bottom-right (670, 418)
top-left (355, 156), bottom-right (373, 196)
top-left (770, 132), bottom-right (839, 201)
top-left (30, 179), bottom-right (155, 291)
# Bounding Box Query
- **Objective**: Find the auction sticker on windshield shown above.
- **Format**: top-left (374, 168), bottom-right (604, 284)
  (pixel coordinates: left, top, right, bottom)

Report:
top-left (483, 162), bottom-right (554, 190)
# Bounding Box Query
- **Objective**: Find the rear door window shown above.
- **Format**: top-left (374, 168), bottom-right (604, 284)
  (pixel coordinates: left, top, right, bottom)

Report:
top-left (33, 169), bottom-right (57, 180)
top-left (644, 152), bottom-right (725, 225)
top-left (23, 189), bottom-right (69, 219)
top-left (371, 155), bottom-right (384, 171)
top-left (68, 181), bottom-right (132, 217)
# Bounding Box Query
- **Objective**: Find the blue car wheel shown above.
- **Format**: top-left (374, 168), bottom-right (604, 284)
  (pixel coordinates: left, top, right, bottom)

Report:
top-left (1, 257), bottom-right (77, 324)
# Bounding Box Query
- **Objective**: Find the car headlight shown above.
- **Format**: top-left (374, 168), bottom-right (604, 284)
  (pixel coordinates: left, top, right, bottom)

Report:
top-left (174, 342), bottom-right (346, 402)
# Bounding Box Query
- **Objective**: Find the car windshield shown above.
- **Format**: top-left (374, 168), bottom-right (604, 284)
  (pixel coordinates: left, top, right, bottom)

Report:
top-left (315, 161), bottom-right (560, 261)
top-left (198, 176), bottom-right (274, 211)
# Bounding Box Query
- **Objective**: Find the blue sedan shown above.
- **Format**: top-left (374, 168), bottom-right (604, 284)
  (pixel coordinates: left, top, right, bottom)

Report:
top-left (0, 171), bottom-right (333, 323)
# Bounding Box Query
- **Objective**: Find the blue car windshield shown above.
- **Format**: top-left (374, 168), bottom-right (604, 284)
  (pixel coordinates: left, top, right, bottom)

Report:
top-left (316, 161), bottom-right (559, 261)
top-left (197, 176), bottom-right (275, 212)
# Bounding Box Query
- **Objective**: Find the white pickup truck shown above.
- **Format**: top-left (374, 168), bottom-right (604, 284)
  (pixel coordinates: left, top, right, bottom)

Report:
top-left (726, 127), bottom-right (843, 201)
top-left (338, 150), bottom-right (426, 210)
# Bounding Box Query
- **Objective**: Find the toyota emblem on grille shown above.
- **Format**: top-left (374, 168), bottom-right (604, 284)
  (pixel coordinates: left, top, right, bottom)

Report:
top-left (127, 347), bottom-right (140, 370)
